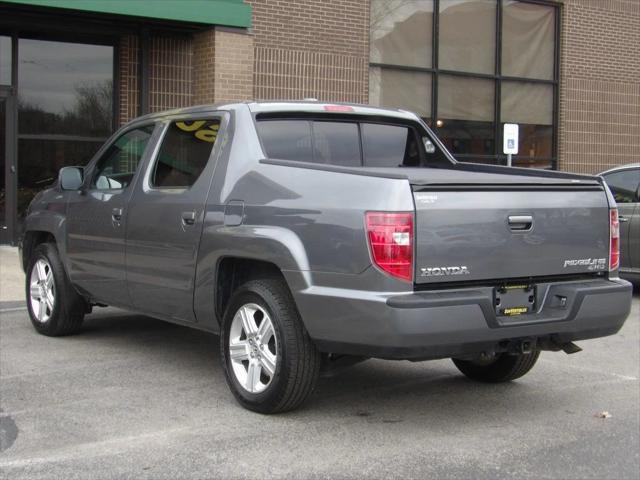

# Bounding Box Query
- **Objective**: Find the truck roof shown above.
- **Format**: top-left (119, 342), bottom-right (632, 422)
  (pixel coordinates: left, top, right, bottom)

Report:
top-left (129, 101), bottom-right (420, 124)
top-left (246, 101), bottom-right (419, 120)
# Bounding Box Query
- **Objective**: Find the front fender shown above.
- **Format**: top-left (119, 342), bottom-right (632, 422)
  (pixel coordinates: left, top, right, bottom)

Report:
top-left (21, 192), bottom-right (68, 271)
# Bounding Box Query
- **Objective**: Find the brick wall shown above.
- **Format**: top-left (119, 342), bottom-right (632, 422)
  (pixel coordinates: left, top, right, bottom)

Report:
top-left (558, 0), bottom-right (640, 173)
top-left (118, 35), bottom-right (140, 125)
top-left (213, 29), bottom-right (254, 103)
top-left (249, 0), bottom-right (369, 103)
top-left (193, 29), bottom-right (216, 105)
top-left (149, 36), bottom-right (193, 112)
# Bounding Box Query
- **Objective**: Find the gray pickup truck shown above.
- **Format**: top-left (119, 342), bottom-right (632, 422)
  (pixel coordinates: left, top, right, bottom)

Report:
top-left (20, 102), bottom-right (632, 413)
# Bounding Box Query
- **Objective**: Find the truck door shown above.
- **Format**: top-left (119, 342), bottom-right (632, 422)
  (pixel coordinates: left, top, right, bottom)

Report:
top-left (66, 124), bottom-right (156, 306)
top-left (125, 115), bottom-right (226, 322)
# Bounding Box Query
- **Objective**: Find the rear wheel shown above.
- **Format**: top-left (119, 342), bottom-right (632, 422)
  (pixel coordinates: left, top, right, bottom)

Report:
top-left (26, 243), bottom-right (86, 336)
top-left (452, 350), bottom-right (540, 383)
top-left (220, 278), bottom-right (321, 413)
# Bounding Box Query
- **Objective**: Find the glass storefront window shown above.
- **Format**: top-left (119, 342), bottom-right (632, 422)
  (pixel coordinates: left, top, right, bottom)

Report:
top-left (17, 38), bottom-right (113, 224)
top-left (368, 0), bottom-right (558, 166)
top-left (0, 36), bottom-right (11, 85)
top-left (439, 0), bottom-right (496, 75)
top-left (502, 0), bottom-right (555, 80)
top-left (438, 75), bottom-right (494, 122)
top-left (370, 0), bottom-right (433, 68)
top-left (501, 81), bottom-right (553, 161)
top-left (369, 67), bottom-right (431, 117)
top-left (437, 75), bottom-right (494, 156)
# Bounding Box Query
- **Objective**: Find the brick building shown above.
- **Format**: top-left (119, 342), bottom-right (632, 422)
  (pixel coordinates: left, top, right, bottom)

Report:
top-left (0, 0), bottom-right (639, 243)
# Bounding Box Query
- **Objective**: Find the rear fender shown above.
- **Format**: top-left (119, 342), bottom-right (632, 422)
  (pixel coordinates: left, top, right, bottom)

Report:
top-left (193, 225), bottom-right (312, 332)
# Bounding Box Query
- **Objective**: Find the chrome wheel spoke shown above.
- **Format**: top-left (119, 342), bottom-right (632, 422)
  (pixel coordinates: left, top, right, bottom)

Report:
top-left (45, 291), bottom-right (55, 311)
top-left (257, 316), bottom-right (274, 342)
top-left (45, 270), bottom-right (54, 289)
top-left (260, 351), bottom-right (276, 377)
top-left (229, 340), bottom-right (250, 362)
top-left (36, 261), bottom-right (47, 282)
top-left (38, 297), bottom-right (47, 321)
top-left (239, 306), bottom-right (258, 336)
top-left (30, 282), bottom-right (41, 299)
top-left (246, 361), bottom-right (262, 392)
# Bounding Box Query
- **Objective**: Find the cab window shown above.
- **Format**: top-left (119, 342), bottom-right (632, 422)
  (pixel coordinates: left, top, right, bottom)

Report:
top-left (150, 119), bottom-right (221, 188)
top-left (91, 125), bottom-right (155, 190)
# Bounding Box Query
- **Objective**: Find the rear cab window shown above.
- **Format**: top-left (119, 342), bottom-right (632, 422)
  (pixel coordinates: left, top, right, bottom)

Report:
top-left (151, 119), bottom-right (221, 188)
top-left (256, 115), bottom-right (452, 168)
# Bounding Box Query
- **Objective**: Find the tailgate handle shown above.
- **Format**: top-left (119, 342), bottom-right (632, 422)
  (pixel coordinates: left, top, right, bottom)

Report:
top-left (508, 215), bottom-right (533, 231)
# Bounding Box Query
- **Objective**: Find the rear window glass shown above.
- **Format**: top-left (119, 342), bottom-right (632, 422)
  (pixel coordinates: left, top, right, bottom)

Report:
top-left (151, 119), bottom-right (220, 188)
top-left (313, 121), bottom-right (360, 166)
top-left (257, 117), bottom-right (452, 168)
top-left (362, 123), bottom-right (420, 167)
top-left (256, 120), bottom-right (313, 163)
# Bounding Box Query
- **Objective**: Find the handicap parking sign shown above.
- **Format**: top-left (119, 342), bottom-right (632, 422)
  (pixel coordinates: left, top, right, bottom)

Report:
top-left (503, 124), bottom-right (519, 155)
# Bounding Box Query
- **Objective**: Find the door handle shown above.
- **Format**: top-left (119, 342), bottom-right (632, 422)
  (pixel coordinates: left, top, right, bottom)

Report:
top-left (618, 215), bottom-right (629, 223)
top-left (508, 215), bottom-right (533, 231)
top-left (181, 211), bottom-right (196, 226)
top-left (112, 208), bottom-right (123, 221)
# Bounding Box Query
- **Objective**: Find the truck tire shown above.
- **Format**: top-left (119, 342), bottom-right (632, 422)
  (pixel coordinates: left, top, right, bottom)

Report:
top-left (25, 243), bottom-right (86, 336)
top-left (220, 278), bottom-right (321, 413)
top-left (452, 350), bottom-right (540, 383)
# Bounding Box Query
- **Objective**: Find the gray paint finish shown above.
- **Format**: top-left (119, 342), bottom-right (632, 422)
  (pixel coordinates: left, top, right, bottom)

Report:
top-left (414, 189), bottom-right (610, 284)
top-left (20, 101), bottom-right (633, 359)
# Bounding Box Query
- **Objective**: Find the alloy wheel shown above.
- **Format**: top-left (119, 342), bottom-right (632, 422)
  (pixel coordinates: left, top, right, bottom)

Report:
top-left (228, 303), bottom-right (278, 393)
top-left (29, 258), bottom-right (55, 323)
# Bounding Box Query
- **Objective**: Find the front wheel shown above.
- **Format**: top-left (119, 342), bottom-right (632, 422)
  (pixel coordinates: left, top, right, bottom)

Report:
top-left (220, 278), bottom-right (321, 413)
top-left (452, 350), bottom-right (540, 383)
top-left (26, 243), bottom-right (86, 336)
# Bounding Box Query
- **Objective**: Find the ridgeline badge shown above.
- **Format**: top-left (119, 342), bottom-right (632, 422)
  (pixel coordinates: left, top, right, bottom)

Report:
top-left (563, 258), bottom-right (606, 270)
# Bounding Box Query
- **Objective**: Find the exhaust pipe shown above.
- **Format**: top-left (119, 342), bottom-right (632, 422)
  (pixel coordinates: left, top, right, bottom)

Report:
top-left (561, 342), bottom-right (582, 354)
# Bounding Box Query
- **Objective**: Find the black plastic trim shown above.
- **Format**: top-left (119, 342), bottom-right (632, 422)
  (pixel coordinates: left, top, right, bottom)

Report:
top-left (259, 158), bottom-right (409, 179)
top-left (314, 324), bottom-right (623, 361)
top-left (412, 272), bottom-right (603, 291)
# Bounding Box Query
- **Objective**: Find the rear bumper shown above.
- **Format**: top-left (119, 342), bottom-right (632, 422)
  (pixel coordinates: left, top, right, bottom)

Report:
top-left (294, 277), bottom-right (633, 360)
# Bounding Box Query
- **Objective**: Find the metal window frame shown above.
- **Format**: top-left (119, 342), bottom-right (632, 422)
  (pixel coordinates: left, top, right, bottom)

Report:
top-left (369, 0), bottom-right (561, 169)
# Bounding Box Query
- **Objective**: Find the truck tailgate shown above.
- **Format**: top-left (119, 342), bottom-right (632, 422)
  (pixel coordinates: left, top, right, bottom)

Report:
top-left (413, 186), bottom-right (610, 284)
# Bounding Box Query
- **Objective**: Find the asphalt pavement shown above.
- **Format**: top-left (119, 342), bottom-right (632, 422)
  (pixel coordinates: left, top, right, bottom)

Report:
top-left (1, 292), bottom-right (639, 479)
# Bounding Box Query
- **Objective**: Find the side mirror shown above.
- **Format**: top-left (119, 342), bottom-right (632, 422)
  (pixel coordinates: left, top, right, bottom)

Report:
top-left (59, 166), bottom-right (84, 191)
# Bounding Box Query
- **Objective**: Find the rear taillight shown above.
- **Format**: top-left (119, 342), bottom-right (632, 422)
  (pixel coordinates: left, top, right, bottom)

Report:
top-left (365, 212), bottom-right (413, 283)
top-left (609, 209), bottom-right (620, 271)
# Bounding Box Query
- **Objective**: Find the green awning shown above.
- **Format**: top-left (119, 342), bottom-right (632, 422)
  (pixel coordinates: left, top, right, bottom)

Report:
top-left (1, 0), bottom-right (252, 28)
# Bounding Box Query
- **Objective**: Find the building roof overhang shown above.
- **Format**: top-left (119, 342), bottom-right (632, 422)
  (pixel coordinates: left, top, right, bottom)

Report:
top-left (0, 0), bottom-right (251, 28)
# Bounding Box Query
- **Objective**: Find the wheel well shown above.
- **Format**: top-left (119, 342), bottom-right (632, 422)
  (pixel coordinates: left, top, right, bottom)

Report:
top-left (216, 257), bottom-right (285, 321)
top-left (21, 231), bottom-right (56, 270)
